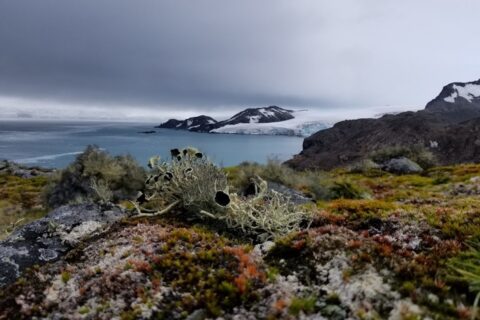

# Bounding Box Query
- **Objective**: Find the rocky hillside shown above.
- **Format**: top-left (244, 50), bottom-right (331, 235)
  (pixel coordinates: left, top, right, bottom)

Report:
top-left (425, 78), bottom-right (480, 122)
top-left (287, 78), bottom-right (480, 170)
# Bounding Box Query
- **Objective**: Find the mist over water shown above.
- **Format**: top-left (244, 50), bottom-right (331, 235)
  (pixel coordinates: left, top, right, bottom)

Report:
top-left (0, 121), bottom-right (303, 168)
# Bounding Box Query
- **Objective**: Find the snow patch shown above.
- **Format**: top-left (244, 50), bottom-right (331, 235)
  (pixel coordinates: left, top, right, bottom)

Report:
top-left (259, 108), bottom-right (276, 117)
top-left (249, 115), bottom-right (261, 123)
top-left (444, 83), bottom-right (480, 103)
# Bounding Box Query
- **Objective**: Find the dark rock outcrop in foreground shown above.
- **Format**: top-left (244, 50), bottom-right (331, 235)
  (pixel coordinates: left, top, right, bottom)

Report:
top-left (287, 78), bottom-right (480, 170)
top-left (157, 106), bottom-right (294, 133)
top-left (0, 204), bottom-right (126, 288)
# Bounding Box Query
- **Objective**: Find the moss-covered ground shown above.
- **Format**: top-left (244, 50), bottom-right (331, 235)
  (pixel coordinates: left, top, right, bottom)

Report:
top-left (2, 163), bottom-right (480, 318)
top-left (0, 174), bottom-right (48, 239)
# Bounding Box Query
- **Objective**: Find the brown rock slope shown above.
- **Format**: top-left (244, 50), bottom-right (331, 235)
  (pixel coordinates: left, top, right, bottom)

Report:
top-left (287, 79), bottom-right (480, 170)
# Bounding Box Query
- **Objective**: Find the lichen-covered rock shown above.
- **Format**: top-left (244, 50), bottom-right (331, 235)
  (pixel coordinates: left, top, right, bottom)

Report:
top-left (382, 157), bottom-right (423, 175)
top-left (0, 223), bottom-right (268, 319)
top-left (0, 204), bottom-right (126, 287)
top-left (0, 160), bottom-right (54, 178)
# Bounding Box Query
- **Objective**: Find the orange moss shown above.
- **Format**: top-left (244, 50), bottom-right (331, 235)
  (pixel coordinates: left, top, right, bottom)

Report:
top-left (127, 259), bottom-right (152, 273)
top-left (274, 299), bottom-right (287, 311)
top-left (224, 246), bottom-right (265, 294)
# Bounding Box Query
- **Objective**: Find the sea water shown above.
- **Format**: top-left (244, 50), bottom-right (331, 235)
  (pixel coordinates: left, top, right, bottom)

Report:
top-left (0, 120), bottom-right (303, 168)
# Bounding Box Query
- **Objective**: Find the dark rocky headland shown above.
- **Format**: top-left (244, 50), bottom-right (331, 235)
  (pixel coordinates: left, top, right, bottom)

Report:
top-left (287, 79), bottom-right (480, 170)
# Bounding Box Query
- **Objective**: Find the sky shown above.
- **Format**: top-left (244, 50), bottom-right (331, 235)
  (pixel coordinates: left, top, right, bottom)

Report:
top-left (0, 0), bottom-right (479, 122)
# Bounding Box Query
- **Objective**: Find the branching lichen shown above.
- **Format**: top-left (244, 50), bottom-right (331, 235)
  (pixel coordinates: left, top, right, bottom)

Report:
top-left (132, 147), bottom-right (311, 239)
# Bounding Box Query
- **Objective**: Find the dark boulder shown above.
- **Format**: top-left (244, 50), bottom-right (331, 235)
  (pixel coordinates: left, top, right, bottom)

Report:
top-left (242, 181), bottom-right (312, 205)
top-left (382, 157), bottom-right (423, 175)
top-left (0, 204), bottom-right (127, 288)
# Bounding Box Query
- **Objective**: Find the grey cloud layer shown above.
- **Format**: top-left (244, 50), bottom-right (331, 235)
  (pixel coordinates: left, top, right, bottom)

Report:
top-left (1, 0), bottom-right (480, 113)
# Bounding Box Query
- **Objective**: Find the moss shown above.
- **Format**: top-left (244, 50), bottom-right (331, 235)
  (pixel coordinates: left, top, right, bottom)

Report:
top-left (288, 295), bottom-right (317, 316)
top-left (400, 281), bottom-right (416, 295)
top-left (325, 292), bottom-right (341, 305)
top-left (266, 266), bottom-right (280, 282)
top-left (5, 157), bottom-right (480, 318)
top-left (61, 271), bottom-right (71, 283)
top-left (325, 199), bottom-right (397, 221)
top-left (329, 180), bottom-right (369, 200)
top-left (0, 174), bottom-right (49, 239)
top-left (78, 306), bottom-right (90, 315)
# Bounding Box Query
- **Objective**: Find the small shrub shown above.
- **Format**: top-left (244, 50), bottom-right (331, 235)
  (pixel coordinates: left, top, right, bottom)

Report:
top-left (44, 146), bottom-right (146, 208)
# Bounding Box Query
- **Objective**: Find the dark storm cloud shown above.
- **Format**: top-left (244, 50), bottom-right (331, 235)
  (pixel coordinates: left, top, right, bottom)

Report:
top-left (0, 1), bottom-right (335, 109)
top-left (1, 0), bottom-right (480, 117)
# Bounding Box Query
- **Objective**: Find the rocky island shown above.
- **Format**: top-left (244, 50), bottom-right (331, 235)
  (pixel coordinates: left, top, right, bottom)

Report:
top-left (157, 106), bottom-right (329, 137)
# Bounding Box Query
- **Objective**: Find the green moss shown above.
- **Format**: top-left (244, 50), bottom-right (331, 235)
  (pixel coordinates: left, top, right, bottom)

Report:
top-left (325, 199), bottom-right (397, 220)
top-left (0, 174), bottom-right (49, 239)
top-left (78, 306), bottom-right (90, 315)
top-left (329, 180), bottom-right (369, 200)
top-left (400, 281), bottom-right (416, 295)
top-left (61, 271), bottom-right (71, 283)
top-left (448, 240), bottom-right (480, 315)
top-left (266, 266), bottom-right (280, 282)
top-left (288, 295), bottom-right (317, 316)
top-left (325, 292), bottom-right (341, 305)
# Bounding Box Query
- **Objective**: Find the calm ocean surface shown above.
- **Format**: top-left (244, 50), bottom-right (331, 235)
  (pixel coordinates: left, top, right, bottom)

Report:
top-left (0, 121), bottom-right (303, 168)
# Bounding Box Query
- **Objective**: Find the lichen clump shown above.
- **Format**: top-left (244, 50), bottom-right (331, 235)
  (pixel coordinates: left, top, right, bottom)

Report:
top-left (133, 147), bottom-right (311, 239)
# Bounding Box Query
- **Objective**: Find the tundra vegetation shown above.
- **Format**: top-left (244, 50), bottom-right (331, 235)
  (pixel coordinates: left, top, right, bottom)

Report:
top-left (1, 146), bottom-right (480, 319)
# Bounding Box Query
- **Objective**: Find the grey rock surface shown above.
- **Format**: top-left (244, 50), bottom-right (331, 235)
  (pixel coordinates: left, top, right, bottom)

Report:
top-left (242, 181), bottom-right (313, 205)
top-left (382, 157), bottom-right (424, 174)
top-left (0, 204), bottom-right (127, 287)
top-left (0, 160), bottom-right (54, 178)
top-left (267, 181), bottom-right (313, 205)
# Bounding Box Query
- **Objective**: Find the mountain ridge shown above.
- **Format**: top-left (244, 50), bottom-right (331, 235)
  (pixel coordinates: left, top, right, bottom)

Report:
top-left (286, 78), bottom-right (480, 170)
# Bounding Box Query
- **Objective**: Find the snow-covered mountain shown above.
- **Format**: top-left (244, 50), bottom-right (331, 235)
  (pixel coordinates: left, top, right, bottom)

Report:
top-left (424, 78), bottom-right (480, 123)
top-left (210, 110), bottom-right (330, 137)
top-left (220, 106), bottom-right (294, 126)
top-left (156, 115), bottom-right (217, 132)
top-left (156, 106), bottom-right (330, 137)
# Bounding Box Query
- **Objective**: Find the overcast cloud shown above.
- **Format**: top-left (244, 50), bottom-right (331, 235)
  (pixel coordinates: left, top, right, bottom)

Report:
top-left (0, 0), bottom-right (479, 121)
